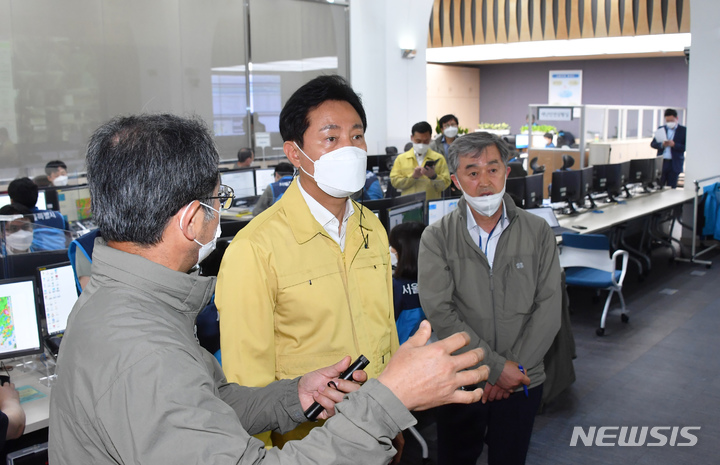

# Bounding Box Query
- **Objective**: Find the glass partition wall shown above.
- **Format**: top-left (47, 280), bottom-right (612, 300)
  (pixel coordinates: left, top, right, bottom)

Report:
top-left (0, 0), bottom-right (349, 188)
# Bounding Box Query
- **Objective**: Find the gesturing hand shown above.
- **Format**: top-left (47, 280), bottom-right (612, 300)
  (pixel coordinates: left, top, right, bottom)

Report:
top-left (378, 320), bottom-right (489, 411)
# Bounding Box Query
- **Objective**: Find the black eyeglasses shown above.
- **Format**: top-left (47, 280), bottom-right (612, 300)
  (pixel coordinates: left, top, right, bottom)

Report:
top-left (201, 184), bottom-right (235, 210)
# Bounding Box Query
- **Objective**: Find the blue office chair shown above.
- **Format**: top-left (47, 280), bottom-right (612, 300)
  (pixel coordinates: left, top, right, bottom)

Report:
top-left (560, 233), bottom-right (629, 336)
top-left (68, 229), bottom-right (101, 292)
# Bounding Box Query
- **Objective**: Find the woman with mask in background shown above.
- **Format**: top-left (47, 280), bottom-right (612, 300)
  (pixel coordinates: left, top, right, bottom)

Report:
top-left (389, 221), bottom-right (427, 345)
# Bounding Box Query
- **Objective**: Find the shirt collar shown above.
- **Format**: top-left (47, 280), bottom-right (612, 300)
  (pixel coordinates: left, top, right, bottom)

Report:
top-left (297, 177), bottom-right (354, 229)
top-left (465, 200), bottom-right (509, 233)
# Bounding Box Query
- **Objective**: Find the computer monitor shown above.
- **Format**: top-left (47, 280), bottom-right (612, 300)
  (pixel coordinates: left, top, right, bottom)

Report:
top-left (367, 154), bottom-right (392, 174)
top-left (427, 197), bottom-right (460, 225)
top-left (578, 167), bottom-right (595, 208)
top-left (56, 186), bottom-right (92, 224)
top-left (654, 156), bottom-right (663, 185)
top-left (515, 134), bottom-right (529, 149)
top-left (523, 173), bottom-right (544, 209)
top-left (551, 170), bottom-right (582, 213)
top-left (36, 262), bottom-right (79, 337)
top-left (506, 177), bottom-right (525, 208)
top-left (629, 157), bottom-right (662, 191)
top-left (0, 277), bottom-right (44, 360)
top-left (0, 191), bottom-right (47, 211)
top-left (254, 168), bottom-right (276, 196)
top-left (592, 162), bottom-right (628, 202)
top-left (388, 202), bottom-right (424, 229)
top-left (221, 169), bottom-right (256, 203)
top-left (362, 192), bottom-right (426, 231)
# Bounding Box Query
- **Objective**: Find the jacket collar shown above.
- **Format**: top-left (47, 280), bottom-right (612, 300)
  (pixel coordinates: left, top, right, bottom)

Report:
top-left (456, 193), bottom-right (517, 254)
top-left (91, 238), bottom-right (216, 318)
top-left (283, 179), bottom-right (370, 246)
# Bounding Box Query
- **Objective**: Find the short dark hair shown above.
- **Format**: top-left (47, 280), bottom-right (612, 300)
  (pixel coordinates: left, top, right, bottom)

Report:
top-left (8, 178), bottom-right (39, 210)
top-left (237, 147), bottom-right (253, 163)
top-left (544, 132), bottom-right (554, 139)
top-left (0, 204), bottom-right (33, 219)
top-left (447, 132), bottom-right (511, 174)
top-left (274, 162), bottom-right (295, 176)
top-left (439, 114), bottom-right (458, 127)
top-left (389, 222), bottom-right (426, 280)
top-left (411, 121), bottom-right (432, 136)
top-left (664, 108), bottom-right (678, 118)
top-left (45, 160), bottom-right (67, 176)
top-left (86, 114), bottom-right (219, 245)
top-left (279, 75), bottom-right (367, 148)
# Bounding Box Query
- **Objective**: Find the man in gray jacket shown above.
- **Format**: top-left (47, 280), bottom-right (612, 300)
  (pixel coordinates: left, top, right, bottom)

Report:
top-left (419, 132), bottom-right (562, 465)
top-left (49, 114), bottom-right (490, 464)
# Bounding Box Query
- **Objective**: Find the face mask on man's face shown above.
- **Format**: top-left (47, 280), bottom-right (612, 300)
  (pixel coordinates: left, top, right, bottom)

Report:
top-left (53, 175), bottom-right (68, 186)
top-left (413, 143), bottom-right (429, 156)
top-left (179, 202), bottom-right (221, 268)
top-left (295, 143), bottom-right (368, 198)
top-left (666, 120), bottom-right (677, 129)
top-left (443, 126), bottom-right (459, 139)
top-left (6, 229), bottom-right (33, 253)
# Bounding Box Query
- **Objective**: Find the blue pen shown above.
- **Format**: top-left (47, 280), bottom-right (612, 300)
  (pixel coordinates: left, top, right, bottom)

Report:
top-left (518, 365), bottom-right (529, 397)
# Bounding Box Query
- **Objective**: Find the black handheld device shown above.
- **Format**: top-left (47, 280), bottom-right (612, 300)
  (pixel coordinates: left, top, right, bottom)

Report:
top-left (304, 355), bottom-right (370, 421)
top-left (0, 375), bottom-right (10, 386)
top-left (424, 159), bottom-right (437, 168)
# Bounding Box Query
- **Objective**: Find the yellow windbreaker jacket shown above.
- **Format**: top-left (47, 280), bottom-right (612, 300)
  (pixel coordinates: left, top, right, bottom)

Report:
top-left (216, 180), bottom-right (399, 444)
top-left (389, 148), bottom-right (451, 200)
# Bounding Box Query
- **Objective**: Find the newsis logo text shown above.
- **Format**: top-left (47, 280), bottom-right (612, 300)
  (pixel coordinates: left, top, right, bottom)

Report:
top-left (570, 426), bottom-right (700, 447)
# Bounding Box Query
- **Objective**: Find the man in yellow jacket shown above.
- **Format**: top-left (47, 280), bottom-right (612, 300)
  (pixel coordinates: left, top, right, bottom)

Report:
top-left (216, 75), bottom-right (402, 454)
top-left (390, 121), bottom-right (451, 200)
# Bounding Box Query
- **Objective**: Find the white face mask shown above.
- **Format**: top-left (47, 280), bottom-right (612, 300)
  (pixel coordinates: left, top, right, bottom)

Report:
top-left (295, 143), bottom-right (367, 198)
top-left (443, 126), bottom-right (459, 139)
top-left (666, 121), bottom-right (677, 129)
top-left (459, 178), bottom-right (506, 217)
top-left (390, 247), bottom-right (398, 267)
top-left (6, 229), bottom-right (33, 253)
top-left (53, 175), bottom-right (68, 186)
top-left (413, 143), bottom-right (429, 156)
top-left (180, 202), bottom-right (222, 266)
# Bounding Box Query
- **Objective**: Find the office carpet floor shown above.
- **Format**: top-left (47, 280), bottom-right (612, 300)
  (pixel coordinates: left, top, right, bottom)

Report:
top-left (400, 240), bottom-right (720, 465)
top-left (527, 242), bottom-right (720, 465)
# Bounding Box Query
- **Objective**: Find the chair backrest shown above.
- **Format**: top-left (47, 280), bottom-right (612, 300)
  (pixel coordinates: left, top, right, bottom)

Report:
top-left (530, 157), bottom-right (545, 174)
top-left (68, 229), bottom-right (101, 292)
top-left (559, 233), bottom-right (613, 273)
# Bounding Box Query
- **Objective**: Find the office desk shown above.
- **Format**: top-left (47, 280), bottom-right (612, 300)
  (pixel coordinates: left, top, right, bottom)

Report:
top-left (557, 188), bottom-right (698, 274)
top-left (9, 363), bottom-right (53, 434)
top-left (557, 188), bottom-right (696, 234)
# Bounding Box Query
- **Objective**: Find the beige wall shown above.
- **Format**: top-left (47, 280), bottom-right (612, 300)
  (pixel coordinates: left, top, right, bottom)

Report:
top-left (426, 64), bottom-right (480, 135)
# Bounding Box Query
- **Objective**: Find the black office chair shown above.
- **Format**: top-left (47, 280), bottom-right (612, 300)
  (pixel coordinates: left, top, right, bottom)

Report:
top-left (508, 162), bottom-right (527, 178)
top-left (530, 157), bottom-right (545, 174)
top-left (560, 155), bottom-right (575, 171)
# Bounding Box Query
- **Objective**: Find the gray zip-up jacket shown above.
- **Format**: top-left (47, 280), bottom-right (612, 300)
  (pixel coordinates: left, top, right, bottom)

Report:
top-left (49, 239), bottom-right (414, 464)
top-left (418, 195), bottom-right (561, 389)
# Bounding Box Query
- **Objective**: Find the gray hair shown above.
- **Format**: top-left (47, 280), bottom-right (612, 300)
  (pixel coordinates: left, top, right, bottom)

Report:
top-left (87, 114), bottom-right (219, 245)
top-left (446, 132), bottom-right (511, 174)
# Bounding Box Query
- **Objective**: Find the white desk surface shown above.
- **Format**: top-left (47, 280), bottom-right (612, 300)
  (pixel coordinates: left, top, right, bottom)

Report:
top-left (557, 187), bottom-right (697, 235)
top-left (8, 361), bottom-right (54, 434)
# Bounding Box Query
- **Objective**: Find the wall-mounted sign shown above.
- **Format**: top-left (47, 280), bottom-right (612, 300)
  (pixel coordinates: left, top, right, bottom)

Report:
top-left (538, 106), bottom-right (573, 121)
top-left (549, 70), bottom-right (582, 106)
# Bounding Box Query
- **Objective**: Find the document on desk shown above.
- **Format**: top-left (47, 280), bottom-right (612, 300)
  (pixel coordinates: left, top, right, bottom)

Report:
top-left (17, 385), bottom-right (47, 404)
top-left (654, 127), bottom-right (667, 143)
